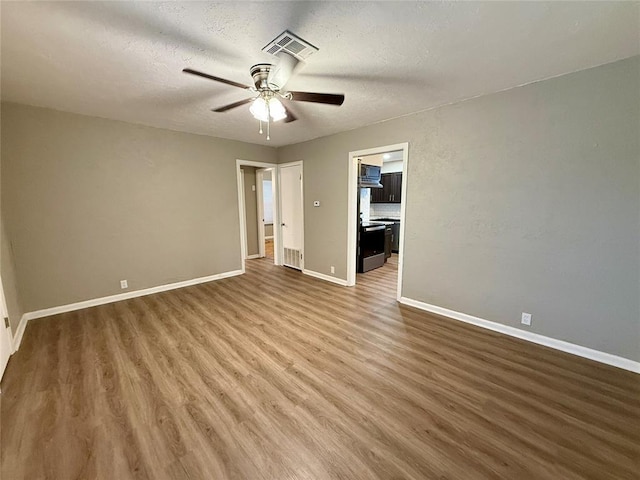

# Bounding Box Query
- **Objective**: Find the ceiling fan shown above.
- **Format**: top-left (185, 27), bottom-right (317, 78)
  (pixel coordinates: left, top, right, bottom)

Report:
top-left (182, 31), bottom-right (345, 140)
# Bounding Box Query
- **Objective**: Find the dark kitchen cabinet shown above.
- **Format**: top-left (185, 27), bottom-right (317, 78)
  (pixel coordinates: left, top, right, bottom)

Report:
top-left (371, 172), bottom-right (402, 203)
top-left (391, 222), bottom-right (400, 253)
top-left (384, 225), bottom-right (393, 260)
top-left (370, 182), bottom-right (386, 203)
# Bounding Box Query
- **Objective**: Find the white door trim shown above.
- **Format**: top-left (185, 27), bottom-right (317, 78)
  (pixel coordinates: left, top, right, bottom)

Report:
top-left (256, 169), bottom-right (265, 258)
top-left (236, 160), bottom-right (281, 272)
top-left (278, 160), bottom-right (305, 271)
top-left (347, 142), bottom-right (409, 300)
top-left (239, 168), bottom-right (248, 263)
top-left (0, 276), bottom-right (14, 381)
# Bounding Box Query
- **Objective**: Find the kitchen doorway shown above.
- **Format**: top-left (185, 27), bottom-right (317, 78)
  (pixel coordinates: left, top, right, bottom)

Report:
top-left (236, 160), bottom-right (281, 272)
top-left (347, 143), bottom-right (409, 299)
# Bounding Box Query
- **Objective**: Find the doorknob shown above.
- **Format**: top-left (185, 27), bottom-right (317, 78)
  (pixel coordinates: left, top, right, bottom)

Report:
top-left (281, 223), bottom-right (286, 226)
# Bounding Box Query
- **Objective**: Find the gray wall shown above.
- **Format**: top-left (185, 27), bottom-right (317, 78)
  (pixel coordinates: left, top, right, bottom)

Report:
top-left (241, 166), bottom-right (259, 256)
top-left (278, 56), bottom-right (640, 361)
top-left (1, 103), bottom-right (276, 312)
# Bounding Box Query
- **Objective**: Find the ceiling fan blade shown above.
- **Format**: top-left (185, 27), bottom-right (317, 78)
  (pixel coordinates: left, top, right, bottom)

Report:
top-left (287, 91), bottom-right (345, 106)
top-left (183, 68), bottom-right (251, 90)
top-left (283, 105), bottom-right (297, 123)
top-left (212, 97), bottom-right (254, 112)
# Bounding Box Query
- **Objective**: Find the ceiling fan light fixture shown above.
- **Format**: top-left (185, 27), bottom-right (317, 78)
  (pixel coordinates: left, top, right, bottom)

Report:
top-left (268, 97), bottom-right (287, 122)
top-left (251, 95), bottom-right (287, 123)
top-left (250, 97), bottom-right (269, 122)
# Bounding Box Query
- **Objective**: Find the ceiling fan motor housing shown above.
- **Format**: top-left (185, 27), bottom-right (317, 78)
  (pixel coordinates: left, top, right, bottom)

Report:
top-left (250, 64), bottom-right (272, 90)
top-left (251, 52), bottom-right (300, 92)
top-left (267, 51), bottom-right (299, 90)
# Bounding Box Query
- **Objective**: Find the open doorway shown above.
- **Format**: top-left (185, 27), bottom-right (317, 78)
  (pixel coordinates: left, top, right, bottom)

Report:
top-left (347, 143), bottom-right (409, 299)
top-left (236, 160), bottom-right (280, 273)
top-left (256, 168), bottom-right (275, 262)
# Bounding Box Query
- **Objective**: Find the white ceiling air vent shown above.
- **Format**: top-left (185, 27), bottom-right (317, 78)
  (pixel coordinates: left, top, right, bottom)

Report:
top-left (262, 30), bottom-right (319, 61)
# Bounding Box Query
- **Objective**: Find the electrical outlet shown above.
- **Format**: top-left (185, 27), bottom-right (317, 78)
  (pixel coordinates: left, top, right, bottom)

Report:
top-left (330, 266), bottom-right (335, 274)
top-left (313, 200), bottom-right (320, 207)
top-left (521, 312), bottom-right (532, 326)
top-left (120, 280), bottom-right (128, 289)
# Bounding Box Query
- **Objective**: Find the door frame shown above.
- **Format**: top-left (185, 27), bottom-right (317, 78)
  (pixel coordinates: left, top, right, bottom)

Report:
top-left (0, 275), bottom-right (14, 382)
top-left (347, 142), bottom-right (409, 300)
top-left (236, 160), bottom-right (281, 272)
top-left (256, 167), bottom-right (275, 259)
top-left (278, 160), bottom-right (305, 271)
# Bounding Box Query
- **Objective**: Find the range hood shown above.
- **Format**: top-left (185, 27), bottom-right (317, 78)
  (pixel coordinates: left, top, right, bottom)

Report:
top-left (359, 179), bottom-right (383, 188)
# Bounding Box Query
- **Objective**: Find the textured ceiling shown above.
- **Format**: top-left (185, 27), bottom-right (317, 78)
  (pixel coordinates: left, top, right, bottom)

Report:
top-left (1, 1), bottom-right (639, 147)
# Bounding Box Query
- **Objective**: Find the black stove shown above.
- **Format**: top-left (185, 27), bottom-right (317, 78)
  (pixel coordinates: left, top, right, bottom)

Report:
top-left (358, 221), bottom-right (386, 273)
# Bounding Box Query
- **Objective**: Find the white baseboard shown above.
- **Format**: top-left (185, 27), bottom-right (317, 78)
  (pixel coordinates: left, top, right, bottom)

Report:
top-left (265, 236), bottom-right (274, 240)
top-left (399, 297), bottom-right (640, 374)
top-left (245, 254), bottom-right (261, 260)
top-left (11, 314), bottom-right (28, 352)
top-left (303, 269), bottom-right (349, 287)
top-left (23, 269), bottom-right (244, 322)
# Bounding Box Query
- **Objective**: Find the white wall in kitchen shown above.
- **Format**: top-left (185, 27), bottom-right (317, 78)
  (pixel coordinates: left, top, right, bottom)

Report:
top-left (360, 188), bottom-right (371, 222)
top-left (381, 160), bottom-right (403, 174)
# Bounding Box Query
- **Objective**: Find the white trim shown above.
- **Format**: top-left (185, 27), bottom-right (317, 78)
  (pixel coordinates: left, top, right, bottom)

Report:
top-left (395, 145), bottom-right (409, 301)
top-left (347, 153), bottom-right (358, 286)
top-left (256, 168), bottom-right (266, 258)
top-left (303, 269), bottom-right (349, 286)
top-left (246, 254), bottom-right (261, 260)
top-left (24, 269), bottom-right (243, 322)
top-left (265, 235), bottom-right (274, 240)
top-left (0, 276), bottom-right (15, 357)
top-left (11, 314), bottom-right (28, 352)
top-left (238, 168), bottom-right (248, 265)
top-left (399, 296), bottom-right (640, 374)
top-left (347, 142), bottom-right (409, 299)
top-left (272, 166), bottom-right (282, 266)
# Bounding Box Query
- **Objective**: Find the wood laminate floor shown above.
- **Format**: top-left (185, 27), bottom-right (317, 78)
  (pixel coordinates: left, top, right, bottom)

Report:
top-left (264, 239), bottom-right (274, 260)
top-left (1, 258), bottom-right (638, 479)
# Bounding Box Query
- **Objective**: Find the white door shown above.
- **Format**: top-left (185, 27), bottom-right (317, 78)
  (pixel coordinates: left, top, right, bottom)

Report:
top-left (279, 162), bottom-right (304, 270)
top-left (0, 277), bottom-right (13, 382)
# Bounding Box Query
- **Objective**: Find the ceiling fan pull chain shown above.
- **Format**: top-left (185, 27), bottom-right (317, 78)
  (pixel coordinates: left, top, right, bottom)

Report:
top-left (266, 102), bottom-right (271, 140)
top-left (259, 120), bottom-right (263, 135)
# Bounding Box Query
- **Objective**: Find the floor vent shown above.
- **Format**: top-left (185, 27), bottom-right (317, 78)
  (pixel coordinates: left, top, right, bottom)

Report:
top-left (283, 248), bottom-right (302, 270)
